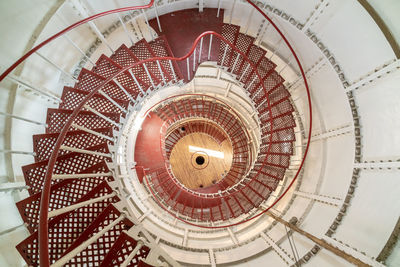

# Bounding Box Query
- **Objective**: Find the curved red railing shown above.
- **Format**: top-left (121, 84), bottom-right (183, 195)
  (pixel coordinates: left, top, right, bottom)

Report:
top-left (0, 0), bottom-right (312, 265)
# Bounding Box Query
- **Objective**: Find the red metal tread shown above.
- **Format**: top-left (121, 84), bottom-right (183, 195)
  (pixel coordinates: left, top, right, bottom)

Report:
top-left (46, 108), bottom-right (120, 133)
top-left (16, 182), bottom-right (118, 266)
top-left (60, 86), bottom-right (129, 115)
top-left (22, 143), bottom-right (111, 194)
top-left (130, 39), bottom-right (162, 86)
top-left (111, 44), bottom-right (154, 89)
top-left (16, 162), bottom-right (113, 233)
top-left (33, 127), bottom-right (114, 162)
top-left (75, 68), bottom-right (132, 102)
top-left (99, 231), bottom-right (151, 267)
top-left (93, 55), bottom-right (144, 98)
top-left (218, 24), bottom-right (240, 68)
top-left (232, 33), bottom-right (255, 75)
top-left (149, 35), bottom-right (183, 81)
top-left (60, 204), bottom-right (134, 266)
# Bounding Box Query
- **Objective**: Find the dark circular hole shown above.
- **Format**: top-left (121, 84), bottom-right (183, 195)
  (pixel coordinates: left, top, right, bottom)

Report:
top-left (212, 180), bottom-right (216, 184)
top-left (195, 156), bottom-right (205, 165)
top-left (199, 184), bottom-right (204, 188)
top-left (180, 126), bottom-right (186, 132)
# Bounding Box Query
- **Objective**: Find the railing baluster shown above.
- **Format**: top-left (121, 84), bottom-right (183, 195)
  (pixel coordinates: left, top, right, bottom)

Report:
top-left (193, 49), bottom-right (197, 72)
top-left (88, 21), bottom-right (114, 54)
top-left (60, 145), bottom-right (112, 158)
top-left (52, 172), bottom-right (113, 180)
top-left (117, 13), bottom-right (135, 46)
top-left (221, 44), bottom-right (229, 67)
top-left (199, 37), bottom-right (203, 63)
top-left (168, 60), bottom-right (178, 82)
top-left (187, 57), bottom-right (190, 80)
top-left (239, 63), bottom-right (250, 81)
top-left (217, 0), bottom-right (222, 17)
top-left (143, 63), bottom-right (156, 89)
top-left (120, 241), bottom-right (144, 267)
top-left (98, 89), bottom-right (127, 113)
top-left (231, 53), bottom-right (240, 73)
top-left (208, 35), bottom-right (213, 60)
top-left (141, 9), bottom-right (154, 41)
top-left (156, 60), bottom-right (166, 84)
top-left (71, 123), bottom-right (114, 142)
top-left (83, 105), bottom-right (121, 128)
top-left (113, 78), bottom-right (136, 103)
top-left (154, 4), bottom-right (162, 32)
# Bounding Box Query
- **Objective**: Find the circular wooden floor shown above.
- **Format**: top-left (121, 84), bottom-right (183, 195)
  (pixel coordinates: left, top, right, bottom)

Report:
top-left (169, 133), bottom-right (233, 189)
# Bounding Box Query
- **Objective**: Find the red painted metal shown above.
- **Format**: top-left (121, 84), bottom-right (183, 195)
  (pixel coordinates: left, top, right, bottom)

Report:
top-left (0, 0), bottom-right (313, 264)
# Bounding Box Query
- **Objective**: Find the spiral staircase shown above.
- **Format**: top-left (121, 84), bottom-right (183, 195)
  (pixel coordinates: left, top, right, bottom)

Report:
top-left (1, 0), bottom-right (400, 267)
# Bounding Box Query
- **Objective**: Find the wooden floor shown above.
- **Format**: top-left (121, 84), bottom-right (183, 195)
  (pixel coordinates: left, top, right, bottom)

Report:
top-left (169, 133), bottom-right (232, 189)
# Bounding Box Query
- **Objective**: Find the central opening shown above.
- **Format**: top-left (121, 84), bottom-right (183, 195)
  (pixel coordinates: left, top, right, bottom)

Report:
top-left (195, 155), bottom-right (205, 165)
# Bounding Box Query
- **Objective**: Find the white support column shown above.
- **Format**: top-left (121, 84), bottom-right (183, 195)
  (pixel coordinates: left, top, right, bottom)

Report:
top-left (98, 89), bottom-right (127, 113)
top-left (302, 0), bottom-right (329, 33)
top-left (0, 111), bottom-right (47, 127)
top-left (52, 172), bottom-right (112, 180)
top-left (71, 123), bottom-right (114, 142)
top-left (260, 232), bottom-right (295, 266)
top-left (354, 160), bottom-right (400, 169)
top-left (226, 227), bottom-right (239, 245)
top-left (48, 192), bottom-right (117, 218)
top-left (345, 59), bottom-right (400, 93)
top-left (6, 74), bottom-right (61, 102)
top-left (193, 49), bottom-right (197, 72)
top-left (0, 150), bottom-right (35, 156)
top-left (0, 182), bottom-right (29, 192)
top-left (225, 83), bottom-right (232, 97)
top-left (35, 52), bottom-right (77, 82)
top-left (84, 105), bottom-right (121, 128)
top-left (121, 241), bottom-right (144, 267)
top-left (60, 145), bottom-right (112, 158)
top-left (51, 215), bottom-right (126, 267)
top-left (323, 236), bottom-right (386, 267)
top-left (294, 191), bottom-right (342, 206)
top-left (311, 125), bottom-right (353, 142)
top-left (117, 13), bottom-right (135, 46)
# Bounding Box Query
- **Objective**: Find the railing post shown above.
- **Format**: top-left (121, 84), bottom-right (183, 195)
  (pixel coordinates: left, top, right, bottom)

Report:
top-left (83, 105), bottom-right (121, 128)
top-left (154, 4), bottom-right (162, 32)
top-left (229, 0), bottom-right (237, 24)
top-left (199, 37), bottom-right (203, 63)
top-left (208, 35), bottom-right (213, 60)
top-left (217, 0), bottom-right (222, 18)
top-left (71, 123), bottom-right (114, 142)
top-left (88, 21), bottom-right (115, 54)
top-left (113, 78), bottom-right (136, 103)
top-left (141, 9), bottom-right (155, 41)
top-left (187, 57), bottom-right (191, 80)
top-left (193, 49), bottom-right (197, 72)
top-left (98, 89), bottom-right (127, 113)
top-left (168, 60), bottom-right (178, 82)
top-left (117, 13), bottom-right (135, 46)
top-left (221, 44), bottom-right (229, 67)
top-left (35, 52), bottom-right (77, 82)
top-left (142, 64), bottom-right (156, 89)
top-left (156, 60), bottom-right (166, 84)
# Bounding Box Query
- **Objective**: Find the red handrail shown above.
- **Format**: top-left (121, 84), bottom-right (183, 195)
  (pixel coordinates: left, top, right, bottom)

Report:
top-left (0, 0), bottom-right (313, 264)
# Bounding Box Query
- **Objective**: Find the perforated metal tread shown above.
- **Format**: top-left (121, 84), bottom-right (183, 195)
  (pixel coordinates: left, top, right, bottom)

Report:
top-left (75, 68), bottom-right (132, 102)
top-left (92, 55), bottom-right (143, 98)
top-left (111, 44), bottom-right (153, 89)
top-left (60, 86), bottom-right (129, 116)
top-left (33, 127), bottom-right (114, 162)
top-left (22, 143), bottom-right (111, 194)
top-left (16, 162), bottom-right (113, 233)
top-left (100, 231), bottom-right (151, 267)
top-left (130, 39), bottom-right (163, 86)
top-left (61, 204), bottom-right (134, 266)
top-left (218, 24), bottom-right (240, 68)
top-left (46, 108), bottom-right (120, 133)
top-left (16, 182), bottom-right (119, 266)
top-left (232, 33), bottom-right (255, 75)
